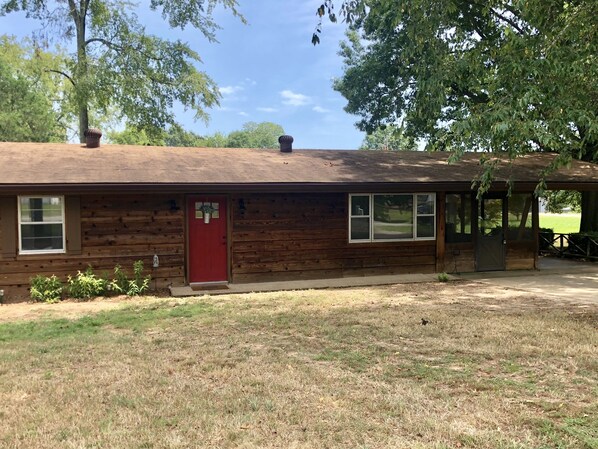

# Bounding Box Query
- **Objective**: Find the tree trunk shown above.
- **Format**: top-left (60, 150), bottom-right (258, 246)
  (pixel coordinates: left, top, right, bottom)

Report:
top-left (73, 0), bottom-right (89, 143)
top-left (79, 105), bottom-right (89, 143)
top-left (580, 191), bottom-right (598, 233)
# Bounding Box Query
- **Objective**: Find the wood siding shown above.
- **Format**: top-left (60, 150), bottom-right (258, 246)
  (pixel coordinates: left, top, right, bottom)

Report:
top-left (443, 243), bottom-right (476, 273)
top-left (1, 190), bottom-right (542, 302)
top-left (506, 242), bottom-right (536, 270)
top-left (0, 194), bottom-right (184, 301)
top-left (230, 193), bottom-right (437, 283)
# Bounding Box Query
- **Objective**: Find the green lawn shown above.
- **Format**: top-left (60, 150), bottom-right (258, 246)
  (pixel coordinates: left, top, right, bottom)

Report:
top-left (1, 284), bottom-right (597, 448)
top-left (539, 213), bottom-right (581, 233)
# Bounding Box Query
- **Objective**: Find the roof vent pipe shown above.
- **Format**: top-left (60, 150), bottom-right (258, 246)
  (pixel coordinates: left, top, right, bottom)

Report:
top-left (84, 128), bottom-right (102, 148)
top-left (278, 135), bottom-right (294, 153)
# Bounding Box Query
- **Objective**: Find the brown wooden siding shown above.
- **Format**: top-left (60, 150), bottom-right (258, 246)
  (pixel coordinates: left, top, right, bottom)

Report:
top-left (443, 243), bottom-right (476, 273)
top-left (230, 193), bottom-right (437, 283)
top-left (0, 194), bottom-right (184, 301)
top-left (506, 242), bottom-right (536, 270)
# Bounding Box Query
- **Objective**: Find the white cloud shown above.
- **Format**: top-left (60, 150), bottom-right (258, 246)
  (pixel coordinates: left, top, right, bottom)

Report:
top-left (312, 106), bottom-right (330, 113)
top-left (238, 111), bottom-right (249, 117)
top-left (219, 85), bottom-right (244, 96)
top-left (257, 107), bottom-right (278, 113)
top-left (280, 90), bottom-right (311, 106)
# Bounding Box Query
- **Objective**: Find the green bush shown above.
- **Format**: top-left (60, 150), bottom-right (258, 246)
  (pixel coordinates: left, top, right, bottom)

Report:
top-left (30, 275), bottom-right (63, 303)
top-left (67, 266), bottom-right (108, 300)
top-left (437, 272), bottom-right (450, 282)
top-left (568, 232), bottom-right (598, 257)
top-left (109, 261), bottom-right (151, 296)
top-left (109, 264), bottom-right (129, 294)
top-left (128, 260), bottom-right (151, 296)
top-left (31, 261), bottom-right (151, 302)
top-left (539, 227), bottom-right (555, 251)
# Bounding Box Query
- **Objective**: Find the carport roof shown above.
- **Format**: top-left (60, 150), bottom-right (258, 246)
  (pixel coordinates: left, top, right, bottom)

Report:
top-left (0, 142), bottom-right (596, 193)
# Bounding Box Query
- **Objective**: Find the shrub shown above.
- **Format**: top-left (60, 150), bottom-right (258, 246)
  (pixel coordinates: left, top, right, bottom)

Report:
top-left (109, 264), bottom-right (129, 294)
top-left (437, 272), bottom-right (450, 283)
top-left (128, 260), bottom-right (151, 296)
top-left (67, 266), bottom-right (108, 300)
top-left (109, 261), bottom-right (151, 296)
top-left (568, 232), bottom-right (598, 257)
top-left (30, 275), bottom-right (63, 303)
top-left (539, 227), bottom-right (555, 251)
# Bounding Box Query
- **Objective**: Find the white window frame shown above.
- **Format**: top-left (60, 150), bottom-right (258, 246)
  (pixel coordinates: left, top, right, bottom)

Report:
top-left (349, 193), bottom-right (436, 243)
top-left (18, 195), bottom-right (66, 255)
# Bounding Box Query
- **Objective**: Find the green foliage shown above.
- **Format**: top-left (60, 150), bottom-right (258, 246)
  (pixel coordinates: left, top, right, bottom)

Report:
top-left (30, 275), bottom-right (63, 303)
top-left (107, 121), bottom-right (285, 148)
top-left (107, 127), bottom-right (162, 146)
top-left (543, 191), bottom-right (581, 214)
top-left (359, 125), bottom-right (418, 151)
top-left (109, 264), bottom-right (130, 295)
top-left (0, 0), bottom-right (243, 141)
top-left (437, 272), bottom-right (449, 283)
top-left (164, 123), bottom-right (205, 147)
top-left (224, 122), bottom-right (285, 149)
top-left (324, 1), bottom-right (598, 195)
top-left (108, 123), bottom-right (205, 147)
top-left (109, 261), bottom-right (150, 296)
top-left (0, 36), bottom-right (68, 142)
top-left (67, 267), bottom-right (108, 300)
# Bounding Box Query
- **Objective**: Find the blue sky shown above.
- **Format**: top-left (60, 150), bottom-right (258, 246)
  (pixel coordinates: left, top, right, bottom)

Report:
top-left (0, 1), bottom-right (365, 149)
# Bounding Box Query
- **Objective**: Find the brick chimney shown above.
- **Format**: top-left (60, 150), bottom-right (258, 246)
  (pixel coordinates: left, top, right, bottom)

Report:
top-left (278, 135), bottom-right (294, 153)
top-left (84, 128), bottom-right (102, 148)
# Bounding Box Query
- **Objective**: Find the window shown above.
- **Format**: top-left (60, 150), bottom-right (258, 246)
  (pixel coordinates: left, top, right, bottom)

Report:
top-left (445, 194), bottom-right (472, 243)
top-left (508, 194), bottom-right (533, 241)
top-left (18, 196), bottom-right (65, 254)
top-left (349, 193), bottom-right (436, 242)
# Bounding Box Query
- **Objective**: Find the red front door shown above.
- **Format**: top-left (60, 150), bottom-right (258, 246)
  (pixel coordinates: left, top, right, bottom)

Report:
top-left (187, 195), bottom-right (228, 283)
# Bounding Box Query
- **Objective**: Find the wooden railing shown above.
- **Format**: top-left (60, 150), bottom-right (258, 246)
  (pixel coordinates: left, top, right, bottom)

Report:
top-left (539, 232), bottom-right (598, 260)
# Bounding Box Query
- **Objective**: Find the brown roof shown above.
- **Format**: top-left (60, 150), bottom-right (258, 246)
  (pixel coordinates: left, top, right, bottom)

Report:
top-left (0, 142), bottom-right (596, 193)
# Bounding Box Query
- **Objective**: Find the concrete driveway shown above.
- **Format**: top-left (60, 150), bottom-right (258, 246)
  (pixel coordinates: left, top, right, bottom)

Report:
top-left (459, 258), bottom-right (598, 305)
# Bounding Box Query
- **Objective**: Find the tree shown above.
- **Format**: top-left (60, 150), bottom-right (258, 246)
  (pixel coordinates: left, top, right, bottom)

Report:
top-left (107, 123), bottom-right (204, 147)
top-left (107, 121), bottom-right (285, 148)
top-left (225, 122), bottom-right (284, 148)
top-left (0, 1), bottom-right (242, 143)
top-left (543, 191), bottom-right (581, 214)
top-left (164, 123), bottom-right (205, 147)
top-left (0, 36), bottom-right (67, 142)
top-left (359, 125), bottom-right (417, 151)
top-left (315, 1), bottom-right (598, 231)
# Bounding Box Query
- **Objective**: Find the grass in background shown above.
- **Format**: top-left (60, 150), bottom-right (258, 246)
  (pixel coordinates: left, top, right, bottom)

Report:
top-left (539, 213), bottom-right (581, 233)
top-left (1, 285), bottom-right (596, 448)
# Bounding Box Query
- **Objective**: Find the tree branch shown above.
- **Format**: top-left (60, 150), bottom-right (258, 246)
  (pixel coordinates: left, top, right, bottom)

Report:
top-left (85, 37), bottom-right (124, 51)
top-left (85, 37), bottom-right (168, 63)
top-left (488, 7), bottom-right (526, 35)
top-left (46, 69), bottom-right (76, 87)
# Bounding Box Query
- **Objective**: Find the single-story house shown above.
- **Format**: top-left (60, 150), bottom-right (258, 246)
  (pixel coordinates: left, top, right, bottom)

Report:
top-left (1, 136), bottom-right (597, 302)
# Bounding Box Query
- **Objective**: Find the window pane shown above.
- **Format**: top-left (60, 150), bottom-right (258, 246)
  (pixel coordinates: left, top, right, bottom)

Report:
top-left (417, 194), bottom-right (435, 215)
top-left (20, 197), bottom-right (63, 223)
top-left (479, 199), bottom-right (503, 237)
top-left (373, 195), bottom-right (413, 240)
top-left (508, 194), bottom-right (533, 241)
top-left (446, 194), bottom-right (472, 243)
top-left (21, 224), bottom-right (64, 251)
top-left (350, 195), bottom-right (370, 216)
top-left (417, 216), bottom-right (435, 238)
top-left (350, 217), bottom-right (370, 240)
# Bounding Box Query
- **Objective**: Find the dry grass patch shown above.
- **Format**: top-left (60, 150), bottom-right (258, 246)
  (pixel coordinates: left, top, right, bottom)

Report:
top-left (0, 281), bottom-right (597, 448)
